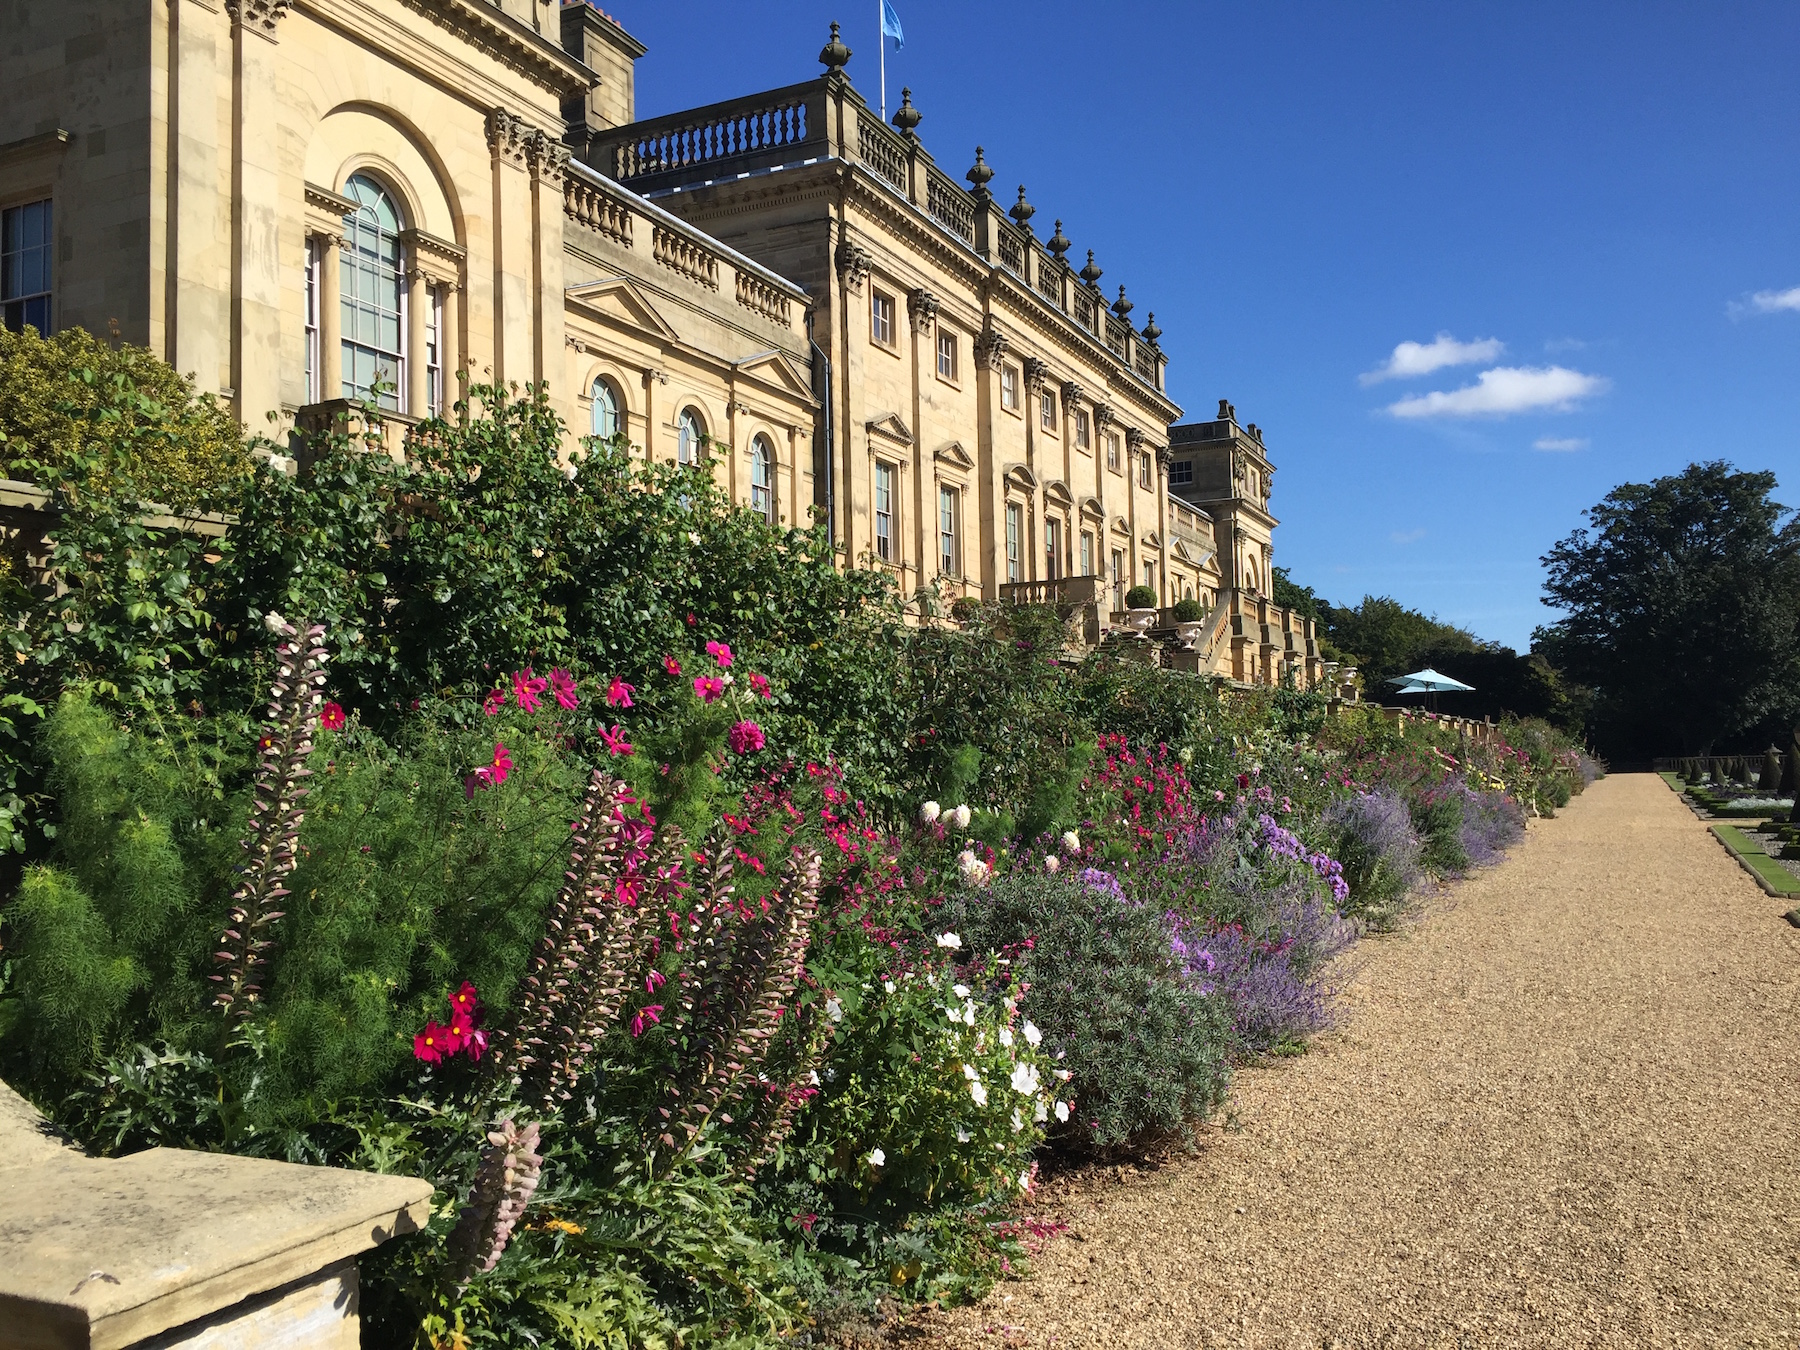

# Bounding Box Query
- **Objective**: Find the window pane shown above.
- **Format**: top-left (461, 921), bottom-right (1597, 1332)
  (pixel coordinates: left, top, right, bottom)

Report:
top-left (339, 174), bottom-right (404, 408)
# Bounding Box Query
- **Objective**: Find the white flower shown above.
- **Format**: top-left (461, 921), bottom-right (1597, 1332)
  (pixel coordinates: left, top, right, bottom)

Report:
top-left (920, 800), bottom-right (941, 824)
top-left (950, 804), bottom-right (972, 830)
top-left (825, 997), bottom-right (843, 1024)
top-left (1044, 854), bottom-right (1060, 874)
top-left (935, 931), bottom-right (963, 950)
top-left (1011, 1108), bottom-right (1024, 1132)
top-left (946, 1006), bottom-right (965, 1024)
top-left (1061, 830), bottom-right (1081, 853)
top-left (1003, 996), bottom-right (1017, 1014)
top-left (956, 850), bottom-right (991, 888)
top-left (1054, 1100), bottom-right (1070, 1123)
top-left (687, 531), bottom-right (701, 545)
top-left (262, 610), bottom-right (289, 633)
top-left (808, 1070), bottom-right (821, 1086)
top-left (868, 1148), bottom-right (885, 1167)
top-left (1019, 1168), bottom-right (1034, 1192)
top-left (1034, 1098), bottom-right (1048, 1123)
top-left (952, 983), bottom-right (970, 999)
top-left (1022, 1020), bottom-right (1042, 1048)
top-left (970, 1079), bottom-right (988, 1107)
top-left (884, 980), bottom-right (896, 994)
top-left (962, 1062), bottom-right (980, 1081)
top-left (998, 1027), bottom-right (1014, 1048)
top-left (962, 1001), bottom-right (977, 1027)
top-left (1010, 1062), bottom-right (1040, 1095)
top-left (1055, 1068), bottom-right (1072, 1081)
top-left (956, 1126), bottom-right (971, 1143)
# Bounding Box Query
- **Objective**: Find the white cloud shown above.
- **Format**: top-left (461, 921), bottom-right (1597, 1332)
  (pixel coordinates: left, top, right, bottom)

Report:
top-left (1361, 333), bottom-right (1505, 385)
top-left (1387, 365), bottom-right (1608, 419)
top-left (1533, 436), bottom-right (1589, 452)
top-left (1730, 286), bottom-right (1800, 317)
top-left (1390, 528), bottom-right (1427, 544)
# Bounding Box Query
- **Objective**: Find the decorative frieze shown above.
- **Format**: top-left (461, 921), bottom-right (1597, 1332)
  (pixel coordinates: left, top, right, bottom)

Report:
top-left (225, 0), bottom-right (291, 38)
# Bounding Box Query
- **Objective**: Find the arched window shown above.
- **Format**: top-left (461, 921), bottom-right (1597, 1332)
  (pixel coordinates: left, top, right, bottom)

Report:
top-left (677, 407), bottom-right (705, 466)
top-left (341, 173), bottom-right (406, 409)
top-left (750, 435), bottom-right (775, 522)
top-left (590, 377), bottom-right (620, 440)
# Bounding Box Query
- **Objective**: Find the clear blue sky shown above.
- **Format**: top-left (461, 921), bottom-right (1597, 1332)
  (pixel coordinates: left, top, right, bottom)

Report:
top-left (617, 1), bottom-right (1799, 652)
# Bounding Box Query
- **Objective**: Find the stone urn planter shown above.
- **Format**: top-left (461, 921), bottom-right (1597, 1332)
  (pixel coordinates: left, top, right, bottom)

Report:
top-left (1174, 620), bottom-right (1206, 646)
top-left (1125, 607), bottom-right (1159, 633)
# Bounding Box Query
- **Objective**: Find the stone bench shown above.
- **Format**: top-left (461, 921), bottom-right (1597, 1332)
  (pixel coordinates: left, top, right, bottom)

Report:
top-left (0, 1080), bottom-right (433, 1349)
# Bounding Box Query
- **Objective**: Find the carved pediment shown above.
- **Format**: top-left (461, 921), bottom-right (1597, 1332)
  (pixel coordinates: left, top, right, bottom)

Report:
top-left (1173, 540), bottom-right (1218, 568)
top-left (1043, 478), bottom-right (1075, 508)
top-left (1080, 495), bottom-right (1106, 521)
top-left (734, 349), bottom-right (815, 401)
top-left (934, 440), bottom-right (976, 472)
top-left (865, 410), bottom-right (913, 445)
top-left (1004, 463), bottom-right (1040, 492)
top-left (1112, 515), bottom-right (1132, 537)
top-left (565, 277), bottom-right (681, 343)
top-left (1141, 530), bottom-right (1163, 549)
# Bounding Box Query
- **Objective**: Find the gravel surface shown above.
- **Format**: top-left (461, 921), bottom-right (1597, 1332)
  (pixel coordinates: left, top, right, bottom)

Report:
top-left (917, 773), bottom-right (1800, 1348)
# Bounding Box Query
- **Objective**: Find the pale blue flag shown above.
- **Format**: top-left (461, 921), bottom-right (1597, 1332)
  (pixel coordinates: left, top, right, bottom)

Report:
top-left (881, 0), bottom-right (904, 51)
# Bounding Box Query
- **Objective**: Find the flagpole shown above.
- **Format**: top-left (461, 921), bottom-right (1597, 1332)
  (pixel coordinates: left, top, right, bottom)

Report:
top-left (879, 0), bottom-right (887, 119)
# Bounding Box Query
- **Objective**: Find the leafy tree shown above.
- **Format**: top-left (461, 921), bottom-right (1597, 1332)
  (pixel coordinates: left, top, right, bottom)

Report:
top-left (1535, 461), bottom-right (1800, 759)
top-left (1321, 594), bottom-right (1479, 689)
top-left (1271, 565), bottom-right (1322, 622)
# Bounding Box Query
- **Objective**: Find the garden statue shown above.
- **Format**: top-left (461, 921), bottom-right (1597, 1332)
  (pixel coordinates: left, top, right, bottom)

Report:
top-left (1762, 746), bottom-right (1783, 792)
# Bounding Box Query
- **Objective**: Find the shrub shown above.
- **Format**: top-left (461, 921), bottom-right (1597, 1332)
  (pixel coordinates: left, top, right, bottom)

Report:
top-left (1171, 596), bottom-right (1205, 623)
top-left (939, 869), bottom-right (1232, 1148)
top-left (1320, 787), bottom-right (1423, 927)
top-left (1124, 584), bottom-right (1157, 610)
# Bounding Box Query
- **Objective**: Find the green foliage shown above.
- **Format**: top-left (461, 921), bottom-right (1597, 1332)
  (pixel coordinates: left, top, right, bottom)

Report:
top-left (1536, 460), bottom-right (1800, 759)
top-left (1171, 596), bottom-right (1206, 624)
top-left (940, 872), bottom-right (1234, 1149)
top-left (1123, 584), bottom-right (1157, 610)
top-left (0, 324), bottom-right (249, 511)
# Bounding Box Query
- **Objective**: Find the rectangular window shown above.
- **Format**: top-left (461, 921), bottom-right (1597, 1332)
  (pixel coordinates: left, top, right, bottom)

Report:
top-left (303, 239), bottom-right (321, 404)
top-left (1, 198), bottom-right (54, 335)
top-left (1001, 363), bottom-right (1019, 409)
top-left (1080, 530), bottom-right (1094, 578)
top-left (1006, 503), bottom-right (1021, 582)
top-left (1110, 549), bottom-right (1124, 612)
top-left (1144, 560), bottom-right (1157, 593)
top-left (936, 331), bottom-right (957, 381)
top-left (1075, 408), bottom-right (1091, 449)
top-left (874, 462), bottom-right (895, 562)
top-left (1044, 516), bottom-right (1061, 581)
top-left (1139, 452), bottom-right (1152, 489)
top-left (939, 485), bottom-right (959, 577)
top-left (871, 290), bottom-right (894, 347)
top-left (1039, 389), bottom-right (1056, 432)
top-left (1170, 457), bottom-right (1193, 487)
top-left (1106, 432), bottom-right (1120, 471)
top-left (425, 284), bottom-right (444, 415)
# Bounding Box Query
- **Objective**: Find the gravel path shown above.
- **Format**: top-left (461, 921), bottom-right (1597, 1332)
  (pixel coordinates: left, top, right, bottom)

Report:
top-left (919, 773), bottom-right (1800, 1349)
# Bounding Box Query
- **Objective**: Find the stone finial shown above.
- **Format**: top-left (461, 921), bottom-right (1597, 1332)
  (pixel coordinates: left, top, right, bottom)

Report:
top-left (1079, 249), bottom-right (1103, 285)
top-left (892, 86), bottom-right (922, 136)
top-left (1217, 398), bottom-right (1231, 419)
top-left (1047, 219), bottom-right (1070, 260)
top-left (1010, 185), bottom-right (1036, 231)
top-left (1112, 285), bottom-right (1134, 319)
top-left (819, 20), bottom-right (851, 72)
top-left (966, 146), bottom-right (994, 201)
top-left (1141, 312), bottom-right (1162, 345)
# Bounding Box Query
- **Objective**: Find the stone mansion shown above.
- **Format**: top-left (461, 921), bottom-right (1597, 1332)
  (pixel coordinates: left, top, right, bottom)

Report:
top-left (1, 0), bottom-right (1324, 688)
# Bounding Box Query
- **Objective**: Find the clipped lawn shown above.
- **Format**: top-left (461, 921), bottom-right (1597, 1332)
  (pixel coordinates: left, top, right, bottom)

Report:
top-left (1710, 823), bottom-right (1800, 899)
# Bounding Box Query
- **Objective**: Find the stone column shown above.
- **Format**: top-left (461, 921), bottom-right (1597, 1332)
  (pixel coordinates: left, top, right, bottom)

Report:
top-left (442, 282), bottom-right (462, 417)
top-left (317, 234), bottom-right (342, 400)
top-left (228, 1), bottom-right (286, 423)
top-left (486, 109), bottom-right (534, 386)
top-left (406, 269), bottom-right (428, 418)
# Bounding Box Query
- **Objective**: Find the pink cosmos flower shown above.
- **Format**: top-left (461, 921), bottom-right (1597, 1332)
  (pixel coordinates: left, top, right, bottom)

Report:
top-left (605, 676), bottom-right (636, 709)
top-left (706, 640), bottom-right (733, 669)
top-left (464, 1027), bottom-right (489, 1061)
top-left (748, 672), bottom-right (771, 700)
top-left (549, 668), bottom-right (578, 711)
top-left (662, 655), bottom-right (682, 676)
top-left (464, 743), bottom-right (514, 797)
top-left (599, 724), bottom-right (634, 757)
top-left (693, 675), bottom-right (725, 703)
top-left (629, 1004), bottom-right (664, 1037)
top-left (728, 720), bottom-right (766, 755)
top-left (513, 668), bottom-right (549, 711)
top-left (413, 1021), bottom-right (452, 1064)
top-left (319, 701), bottom-right (346, 731)
top-left (483, 688), bottom-right (506, 717)
top-left (645, 969), bottom-right (666, 994)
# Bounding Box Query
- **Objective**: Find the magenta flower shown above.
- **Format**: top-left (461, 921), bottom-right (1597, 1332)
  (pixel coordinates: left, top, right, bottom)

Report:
top-left (600, 724), bottom-right (634, 757)
top-left (728, 720), bottom-right (766, 755)
top-left (513, 668), bottom-right (549, 711)
top-left (629, 1004), bottom-right (665, 1037)
top-left (662, 655), bottom-right (682, 676)
top-left (693, 675), bottom-right (725, 704)
top-left (549, 668), bottom-right (578, 711)
top-left (319, 701), bottom-right (346, 731)
top-left (482, 688), bottom-right (506, 717)
top-left (645, 969), bottom-right (666, 994)
top-left (605, 676), bottom-right (636, 709)
top-left (706, 640), bottom-right (734, 669)
top-left (465, 743), bottom-right (514, 797)
top-left (748, 672), bottom-right (771, 699)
